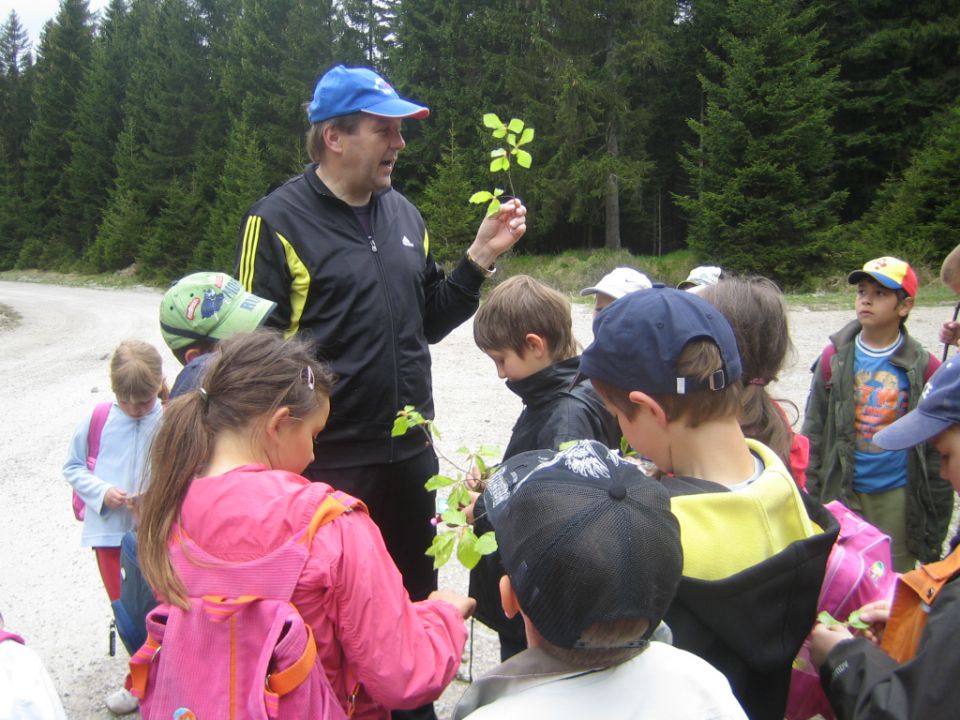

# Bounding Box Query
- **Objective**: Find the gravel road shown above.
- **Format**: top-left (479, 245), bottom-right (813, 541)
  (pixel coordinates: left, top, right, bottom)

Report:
top-left (0, 280), bottom-right (952, 718)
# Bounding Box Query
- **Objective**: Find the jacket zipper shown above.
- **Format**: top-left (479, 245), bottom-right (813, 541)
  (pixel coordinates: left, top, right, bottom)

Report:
top-left (366, 208), bottom-right (401, 463)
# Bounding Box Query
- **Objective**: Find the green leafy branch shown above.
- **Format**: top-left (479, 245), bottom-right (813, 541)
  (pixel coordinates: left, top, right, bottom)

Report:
top-left (392, 406), bottom-right (499, 569)
top-left (469, 113), bottom-right (535, 217)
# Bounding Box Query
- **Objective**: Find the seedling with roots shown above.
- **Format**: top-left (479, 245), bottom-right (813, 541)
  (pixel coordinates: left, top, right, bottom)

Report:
top-left (392, 406), bottom-right (499, 569)
top-left (469, 113), bottom-right (535, 217)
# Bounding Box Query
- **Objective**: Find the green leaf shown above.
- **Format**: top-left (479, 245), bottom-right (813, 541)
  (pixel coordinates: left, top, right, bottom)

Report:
top-left (490, 148), bottom-right (506, 158)
top-left (493, 188), bottom-right (504, 197)
top-left (475, 531), bottom-right (498, 555)
top-left (507, 118), bottom-right (524, 133)
top-left (491, 127), bottom-right (507, 139)
top-left (514, 149), bottom-right (532, 169)
top-left (391, 416), bottom-right (409, 437)
top-left (506, 133), bottom-right (517, 147)
top-left (486, 198), bottom-right (501, 216)
top-left (519, 127), bottom-right (535, 145)
top-left (457, 528), bottom-right (482, 569)
top-left (847, 610), bottom-right (870, 630)
top-left (490, 156), bottom-right (510, 173)
top-left (482, 113), bottom-right (503, 129)
top-left (425, 532), bottom-right (456, 569)
top-left (425, 474), bottom-right (458, 490)
top-left (455, 446), bottom-right (471, 456)
top-left (817, 611), bottom-right (841, 626)
top-left (469, 191), bottom-right (493, 204)
top-left (441, 509), bottom-right (467, 525)
top-left (448, 484), bottom-right (471, 510)
top-left (474, 455), bottom-right (487, 476)
top-left (478, 445), bottom-right (501, 457)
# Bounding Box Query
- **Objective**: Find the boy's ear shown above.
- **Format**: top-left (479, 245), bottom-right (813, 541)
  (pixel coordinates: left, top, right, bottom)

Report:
top-left (627, 390), bottom-right (668, 427)
top-left (183, 347), bottom-right (203, 364)
top-left (499, 575), bottom-right (521, 619)
top-left (898, 295), bottom-right (915, 318)
top-left (523, 333), bottom-right (547, 359)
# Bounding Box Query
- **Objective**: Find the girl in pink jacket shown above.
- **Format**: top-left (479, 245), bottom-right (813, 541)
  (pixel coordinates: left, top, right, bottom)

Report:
top-left (137, 329), bottom-right (474, 719)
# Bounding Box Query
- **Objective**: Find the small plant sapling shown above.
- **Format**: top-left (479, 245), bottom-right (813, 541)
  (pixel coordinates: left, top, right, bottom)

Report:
top-left (392, 406), bottom-right (499, 570)
top-left (469, 113), bottom-right (535, 217)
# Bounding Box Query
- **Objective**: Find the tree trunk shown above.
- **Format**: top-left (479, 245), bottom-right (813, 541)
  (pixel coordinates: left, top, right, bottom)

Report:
top-left (605, 118), bottom-right (621, 250)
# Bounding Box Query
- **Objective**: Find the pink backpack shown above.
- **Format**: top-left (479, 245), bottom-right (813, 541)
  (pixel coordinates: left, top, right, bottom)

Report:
top-left (130, 491), bottom-right (363, 719)
top-left (72, 402), bottom-right (112, 521)
top-left (787, 501), bottom-right (897, 720)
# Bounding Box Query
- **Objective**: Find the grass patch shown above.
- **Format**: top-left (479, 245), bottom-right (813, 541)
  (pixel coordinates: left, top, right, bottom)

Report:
top-left (493, 248), bottom-right (698, 299)
top-left (0, 267), bottom-right (162, 290)
top-left (0, 303), bottom-right (22, 332)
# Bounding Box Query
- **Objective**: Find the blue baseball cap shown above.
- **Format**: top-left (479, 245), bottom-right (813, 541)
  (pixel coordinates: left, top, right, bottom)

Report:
top-left (307, 65), bottom-right (429, 124)
top-left (580, 286), bottom-right (742, 395)
top-left (874, 358), bottom-right (960, 450)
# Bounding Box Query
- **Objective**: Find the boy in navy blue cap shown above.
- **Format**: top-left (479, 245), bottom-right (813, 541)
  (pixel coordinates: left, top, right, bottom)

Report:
top-left (579, 286), bottom-right (839, 720)
top-left (811, 357), bottom-right (960, 719)
top-left (454, 441), bottom-right (747, 720)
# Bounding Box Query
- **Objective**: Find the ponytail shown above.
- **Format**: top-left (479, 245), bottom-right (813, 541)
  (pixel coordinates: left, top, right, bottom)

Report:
top-left (139, 392), bottom-right (213, 608)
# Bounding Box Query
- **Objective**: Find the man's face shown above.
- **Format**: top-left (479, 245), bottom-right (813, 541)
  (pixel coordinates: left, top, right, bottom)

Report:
top-left (338, 115), bottom-right (406, 201)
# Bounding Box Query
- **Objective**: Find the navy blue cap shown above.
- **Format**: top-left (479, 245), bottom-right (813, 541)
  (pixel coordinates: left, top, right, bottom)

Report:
top-left (307, 65), bottom-right (429, 124)
top-left (874, 358), bottom-right (960, 450)
top-left (580, 286), bottom-right (742, 395)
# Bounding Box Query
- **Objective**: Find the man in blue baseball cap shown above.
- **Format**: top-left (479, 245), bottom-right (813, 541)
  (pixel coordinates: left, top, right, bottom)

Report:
top-left (234, 67), bottom-right (525, 720)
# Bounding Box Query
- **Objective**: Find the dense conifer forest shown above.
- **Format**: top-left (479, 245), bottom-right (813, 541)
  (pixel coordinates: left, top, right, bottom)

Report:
top-left (1, 1), bottom-right (957, 285)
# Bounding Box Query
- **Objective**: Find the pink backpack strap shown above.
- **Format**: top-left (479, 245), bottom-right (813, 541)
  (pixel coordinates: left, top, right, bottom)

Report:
top-left (0, 630), bottom-right (24, 645)
top-left (86, 402), bottom-right (112, 471)
top-left (819, 344), bottom-right (837, 389)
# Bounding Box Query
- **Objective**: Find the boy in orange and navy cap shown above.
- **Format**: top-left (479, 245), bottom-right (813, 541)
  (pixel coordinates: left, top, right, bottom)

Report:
top-left (802, 257), bottom-right (953, 572)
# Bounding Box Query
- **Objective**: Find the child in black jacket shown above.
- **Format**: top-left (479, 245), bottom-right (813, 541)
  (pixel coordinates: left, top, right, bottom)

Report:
top-left (468, 275), bottom-right (619, 660)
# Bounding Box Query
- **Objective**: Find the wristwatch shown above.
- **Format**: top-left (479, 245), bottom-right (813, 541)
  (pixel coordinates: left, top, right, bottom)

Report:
top-left (466, 250), bottom-right (496, 278)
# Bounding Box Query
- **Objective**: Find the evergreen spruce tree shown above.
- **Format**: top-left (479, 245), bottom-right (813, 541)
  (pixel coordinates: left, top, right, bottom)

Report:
top-left (810, 0), bottom-right (960, 221)
top-left (198, 114), bottom-right (269, 272)
top-left (0, 11), bottom-right (33, 267)
top-left (64, 0), bottom-right (137, 262)
top-left (677, 0), bottom-right (845, 283)
top-left (94, 0), bottom-right (211, 276)
top-left (19, 0), bottom-right (93, 267)
top-left (857, 100), bottom-right (960, 267)
top-left (417, 131), bottom-right (476, 263)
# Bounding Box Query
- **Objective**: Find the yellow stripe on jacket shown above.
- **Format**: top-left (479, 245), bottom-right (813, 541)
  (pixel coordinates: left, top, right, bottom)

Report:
top-left (671, 439), bottom-right (823, 581)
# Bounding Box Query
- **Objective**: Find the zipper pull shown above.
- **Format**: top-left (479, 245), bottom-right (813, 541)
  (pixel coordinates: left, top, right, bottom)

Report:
top-left (370, 238), bottom-right (378, 253)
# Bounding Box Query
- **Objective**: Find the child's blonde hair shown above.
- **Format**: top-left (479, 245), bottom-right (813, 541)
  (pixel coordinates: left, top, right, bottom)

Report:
top-left (138, 329), bottom-right (335, 608)
top-left (110, 340), bottom-right (167, 402)
top-left (473, 275), bottom-right (578, 361)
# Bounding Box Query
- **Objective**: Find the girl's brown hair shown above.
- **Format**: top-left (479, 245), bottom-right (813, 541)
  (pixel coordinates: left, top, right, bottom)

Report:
top-left (699, 277), bottom-right (796, 471)
top-left (138, 329), bottom-right (335, 608)
top-left (110, 340), bottom-right (167, 402)
top-left (473, 275), bottom-right (578, 362)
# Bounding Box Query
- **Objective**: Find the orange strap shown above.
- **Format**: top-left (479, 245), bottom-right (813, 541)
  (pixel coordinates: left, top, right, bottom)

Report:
top-left (128, 634), bottom-right (161, 699)
top-left (881, 548), bottom-right (960, 662)
top-left (301, 492), bottom-right (366, 546)
top-left (266, 623), bottom-right (318, 696)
